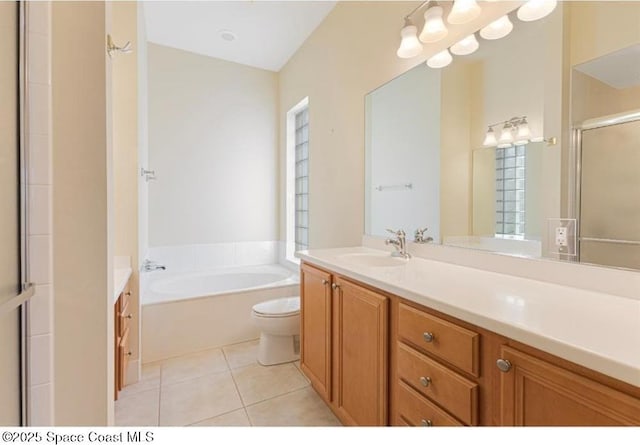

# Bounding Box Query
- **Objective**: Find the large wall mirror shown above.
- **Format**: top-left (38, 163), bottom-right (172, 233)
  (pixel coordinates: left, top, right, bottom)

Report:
top-left (365, 1), bottom-right (640, 271)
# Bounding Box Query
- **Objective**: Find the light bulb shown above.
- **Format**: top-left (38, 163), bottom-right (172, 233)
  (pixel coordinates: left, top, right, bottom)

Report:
top-left (396, 19), bottom-right (423, 59)
top-left (517, 0), bottom-right (557, 22)
top-left (419, 6), bottom-right (448, 43)
top-left (483, 128), bottom-right (497, 147)
top-left (448, 0), bottom-right (481, 25)
top-left (480, 15), bottom-right (513, 40)
top-left (450, 33), bottom-right (479, 56)
top-left (516, 118), bottom-right (531, 141)
top-left (426, 49), bottom-right (453, 69)
top-left (499, 123), bottom-right (514, 145)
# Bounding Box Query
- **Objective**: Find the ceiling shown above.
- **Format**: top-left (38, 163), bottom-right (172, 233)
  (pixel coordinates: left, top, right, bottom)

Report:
top-left (574, 43), bottom-right (640, 89)
top-left (143, 1), bottom-right (337, 72)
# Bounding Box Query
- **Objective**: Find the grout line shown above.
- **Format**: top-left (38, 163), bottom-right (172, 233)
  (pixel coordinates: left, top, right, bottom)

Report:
top-left (227, 361), bottom-right (247, 408)
top-left (156, 364), bottom-right (163, 426)
top-left (244, 407), bottom-right (253, 426)
top-left (243, 383), bottom-right (310, 409)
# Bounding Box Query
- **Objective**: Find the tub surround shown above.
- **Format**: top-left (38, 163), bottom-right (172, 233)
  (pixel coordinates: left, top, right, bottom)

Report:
top-left (296, 247), bottom-right (640, 387)
top-left (113, 256), bottom-right (133, 305)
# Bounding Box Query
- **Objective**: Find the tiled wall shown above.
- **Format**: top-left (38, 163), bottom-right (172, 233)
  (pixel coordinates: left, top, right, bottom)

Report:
top-left (25, 1), bottom-right (54, 426)
top-left (147, 241), bottom-right (279, 274)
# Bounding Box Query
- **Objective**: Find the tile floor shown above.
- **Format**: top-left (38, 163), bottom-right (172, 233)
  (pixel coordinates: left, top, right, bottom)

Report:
top-left (115, 340), bottom-right (341, 427)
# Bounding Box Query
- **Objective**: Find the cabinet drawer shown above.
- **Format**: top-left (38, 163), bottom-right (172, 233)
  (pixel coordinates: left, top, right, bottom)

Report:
top-left (398, 303), bottom-right (479, 376)
top-left (120, 283), bottom-right (132, 312)
top-left (119, 327), bottom-right (131, 388)
top-left (397, 342), bottom-right (478, 425)
top-left (396, 380), bottom-right (464, 426)
top-left (119, 301), bottom-right (133, 337)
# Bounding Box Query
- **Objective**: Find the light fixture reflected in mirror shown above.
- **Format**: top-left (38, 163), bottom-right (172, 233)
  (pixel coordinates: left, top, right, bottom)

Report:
top-left (515, 117), bottom-right (531, 144)
top-left (485, 116), bottom-right (538, 148)
top-left (480, 15), bottom-right (514, 40)
top-left (518, 0), bottom-right (558, 22)
top-left (420, 5), bottom-right (448, 43)
top-left (396, 18), bottom-right (423, 59)
top-left (427, 48), bottom-right (453, 68)
top-left (498, 123), bottom-right (515, 147)
top-left (450, 33), bottom-right (479, 56)
top-left (482, 127), bottom-right (497, 147)
top-left (448, 0), bottom-right (481, 25)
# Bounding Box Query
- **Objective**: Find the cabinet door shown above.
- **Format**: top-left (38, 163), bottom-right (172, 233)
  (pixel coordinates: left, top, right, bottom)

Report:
top-left (119, 328), bottom-right (131, 389)
top-left (498, 346), bottom-right (640, 426)
top-left (300, 263), bottom-right (332, 402)
top-left (334, 277), bottom-right (388, 426)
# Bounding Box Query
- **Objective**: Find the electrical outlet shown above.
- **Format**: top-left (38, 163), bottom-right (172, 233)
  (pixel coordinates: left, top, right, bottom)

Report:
top-left (555, 227), bottom-right (568, 247)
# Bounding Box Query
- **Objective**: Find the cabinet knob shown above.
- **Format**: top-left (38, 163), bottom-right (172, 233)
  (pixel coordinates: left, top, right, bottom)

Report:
top-left (126, 314), bottom-right (133, 319)
top-left (419, 376), bottom-right (432, 387)
top-left (331, 283), bottom-right (340, 290)
top-left (322, 279), bottom-right (328, 285)
top-left (125, 291), bottom-right (131, 296)
top-left (126, 351), bottom-right (132, 356)
top-left (496, 358), bottom-right (512, 373)
top-left (420, 419), bottom-right (433, 427)
top-left (422, 332), bottom-right (435, 343)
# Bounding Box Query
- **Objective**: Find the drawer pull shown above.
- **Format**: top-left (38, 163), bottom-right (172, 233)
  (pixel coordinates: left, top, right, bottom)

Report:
top-left (496, 359), bottom-right (512, 373)
top-left (125, 291), bottom-right (131, 296)
top-left (126, 351), bottom-right (132, 356)
top-left (322, 279), bottom-right (328, 285)
top-left (420, 419), bottom-right (433, 427)
top-left (419, 376), bottom-right (432, 387)
top-left (331, 283), bottom-right (340, 290)
top-left (422, 332), bottom-right (435, 343)
top-left (125, 314), bottom-right (133, 319)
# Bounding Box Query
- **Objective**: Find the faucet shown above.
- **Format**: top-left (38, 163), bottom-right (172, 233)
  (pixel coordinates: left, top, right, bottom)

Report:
top-left (414, 227), bottom-right (434, 244)
top-left (385, 229), bottom-right (411, 259)
top-left (142, 259), bottom-right (166, 272)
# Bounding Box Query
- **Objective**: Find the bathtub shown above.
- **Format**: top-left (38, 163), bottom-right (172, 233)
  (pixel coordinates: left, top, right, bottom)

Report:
top-left (141, 264), bottom-right (299, 363)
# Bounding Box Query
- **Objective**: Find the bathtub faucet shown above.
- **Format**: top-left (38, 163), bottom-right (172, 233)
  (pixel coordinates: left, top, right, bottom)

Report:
top-left (142, 259), bottom-right (166, 272)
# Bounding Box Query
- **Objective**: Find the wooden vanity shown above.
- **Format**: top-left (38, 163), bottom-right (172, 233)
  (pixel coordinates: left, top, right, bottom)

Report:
top-left (114, 276), bottom-right (133, 400)
top-left (299, 261), bottom-right (640, 426)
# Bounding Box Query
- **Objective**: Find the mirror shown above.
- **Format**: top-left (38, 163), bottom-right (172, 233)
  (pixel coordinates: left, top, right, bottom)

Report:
top-left (364, 1), bottom-right (640, 270)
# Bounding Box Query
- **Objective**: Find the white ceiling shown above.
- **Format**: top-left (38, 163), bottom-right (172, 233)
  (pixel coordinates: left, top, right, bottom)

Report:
top-left (574, 44), bottom-right (640, 89)
top-left (143, 1), bottom-right (337, 72)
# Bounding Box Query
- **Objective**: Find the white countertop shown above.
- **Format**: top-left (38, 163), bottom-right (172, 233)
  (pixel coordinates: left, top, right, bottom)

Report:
top-left (297, 246), bottom-right (640, 387)
top-left (113, 267), bottom-right (132, 305)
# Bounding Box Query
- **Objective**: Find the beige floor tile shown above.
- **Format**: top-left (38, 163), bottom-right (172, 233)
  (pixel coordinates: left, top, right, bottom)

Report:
top-left (115, 388), bottom-right (160, 427)
top-left (159, 372), bottom-right (242, 426)
top-left (246, 387), bottom-right (341, 426)
top-left (190, 409), bottom-right (251, 426)
top-left (222, 340), bottom-right (259, 369)
top-left (119, 362), bottom-right (161, 398)
top-left (161, 348), bottom-right (229, 386)
top-left (232, 362), bottom-right (309, 406)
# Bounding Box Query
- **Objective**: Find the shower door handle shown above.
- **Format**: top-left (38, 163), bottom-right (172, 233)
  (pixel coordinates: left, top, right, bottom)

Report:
top-left (0, 283), bottom-right (35, 315)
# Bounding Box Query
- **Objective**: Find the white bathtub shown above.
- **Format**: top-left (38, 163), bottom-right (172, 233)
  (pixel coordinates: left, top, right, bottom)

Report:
top-left (141, 264), bottom-right (299, 363)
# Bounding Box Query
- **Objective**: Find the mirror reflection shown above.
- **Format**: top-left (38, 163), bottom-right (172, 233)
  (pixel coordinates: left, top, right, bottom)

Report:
top-left (365, 1), bottom-right (640, 270)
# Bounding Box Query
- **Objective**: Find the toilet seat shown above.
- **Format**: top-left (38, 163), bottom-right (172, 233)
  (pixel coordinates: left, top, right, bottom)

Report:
top-left (252, 296), bottom-right (300, 318)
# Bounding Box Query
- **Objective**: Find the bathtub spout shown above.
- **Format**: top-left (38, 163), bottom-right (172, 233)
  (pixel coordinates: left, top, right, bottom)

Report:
top-left (142, 259), bottom-right (166, 272)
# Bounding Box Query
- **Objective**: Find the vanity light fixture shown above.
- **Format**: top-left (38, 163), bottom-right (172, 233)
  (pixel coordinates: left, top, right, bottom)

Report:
top-left (450, 33), bottom-right (479, 56)
top-left (482, 127), bottom-right (498, 147)
top-left (517, 0), bottom-right (558, 22)
top-left (447, 0), bottom-right (481, 25)
top-left (498, 122), bottom-right (515, 148)
top-left (479, 15), bottom-right (514, 40)
top-left (420, 5), bottom-right (448, 43)
top-left (484, 116), bottom-right (534, 148)
top-left (397, 17), bottom-right (423, 59)
top-left (515, 117), bottom-right (532, 144)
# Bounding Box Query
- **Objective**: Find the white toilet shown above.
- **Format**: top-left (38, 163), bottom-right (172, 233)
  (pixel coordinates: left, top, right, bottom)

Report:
top-left (251, 296), bottom-right (301, 366)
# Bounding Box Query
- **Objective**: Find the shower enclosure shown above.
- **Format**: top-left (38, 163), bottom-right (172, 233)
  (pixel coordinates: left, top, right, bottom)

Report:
top-left (574, 110), bottom-right (640, 270)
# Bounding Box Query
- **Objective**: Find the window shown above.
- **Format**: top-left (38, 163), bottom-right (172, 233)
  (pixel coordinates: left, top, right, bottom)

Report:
top-left (495, 145), bottom-right (526, 238)
top-left (286, 97), bottom-right (309, 262)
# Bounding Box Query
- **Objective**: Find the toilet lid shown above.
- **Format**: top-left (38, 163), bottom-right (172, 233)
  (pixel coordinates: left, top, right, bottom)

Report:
top-left (253, 296), bottom-right (300, 317)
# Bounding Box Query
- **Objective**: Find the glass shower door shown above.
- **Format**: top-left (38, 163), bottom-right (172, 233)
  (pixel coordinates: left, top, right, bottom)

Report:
top-left (579, 117), bottom-right (640, 270)
top-left (0, 0), bottom-right (25, 426)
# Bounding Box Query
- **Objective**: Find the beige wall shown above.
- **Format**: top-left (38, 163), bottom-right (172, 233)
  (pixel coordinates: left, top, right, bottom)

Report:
top-left (148, 44), bottom-right (278, 246)
top-left (112, 1), bottom-right (140, 385)
top-left (52, 1), bottom-right (113, 425)
top-left (278, 1), bottom-right (520, 248)
top-left (572, 71), bottom-right (640, 124)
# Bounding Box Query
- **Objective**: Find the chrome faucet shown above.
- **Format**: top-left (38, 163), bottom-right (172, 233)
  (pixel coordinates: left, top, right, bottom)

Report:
top-left (385, 229), bottom-right (411, 259)
top-left (142, 259), bottom-right (166, 272)
top-left (414, 227), bottom-right (434, 244)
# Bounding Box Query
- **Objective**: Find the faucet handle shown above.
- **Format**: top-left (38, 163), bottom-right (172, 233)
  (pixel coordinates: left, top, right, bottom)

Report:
top-left (414, 227), bottom-right (434, 244)
top-left (386, 228), bottom-right (406, 237)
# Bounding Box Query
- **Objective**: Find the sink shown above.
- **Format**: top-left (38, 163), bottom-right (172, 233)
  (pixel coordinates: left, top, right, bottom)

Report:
top-left (339, 252), bottom-right (408, 268)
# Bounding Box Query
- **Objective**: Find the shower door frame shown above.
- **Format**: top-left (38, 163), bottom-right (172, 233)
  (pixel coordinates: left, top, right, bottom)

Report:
top-left (571, 109), bottom-right (640, 265)
top-left (0, 0), bottom-right (33, 426)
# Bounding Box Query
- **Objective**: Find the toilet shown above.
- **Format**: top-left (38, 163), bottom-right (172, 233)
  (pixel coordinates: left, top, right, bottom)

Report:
top-left (251, 296), bottom-right (301, 366)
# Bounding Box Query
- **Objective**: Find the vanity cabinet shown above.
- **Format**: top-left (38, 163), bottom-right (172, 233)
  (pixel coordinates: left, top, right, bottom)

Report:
top-left (300, 263), bottom-right (389, 426)
top-left (114, 279), bottom-right (133, 400)
top-left (497, 346), bottom-right (640, 426)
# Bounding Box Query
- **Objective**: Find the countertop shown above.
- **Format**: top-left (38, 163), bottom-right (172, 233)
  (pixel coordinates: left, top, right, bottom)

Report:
top-left (113, 267), bottom-right (132, 305)
top-left (297, 246), bottom-right (640, 387)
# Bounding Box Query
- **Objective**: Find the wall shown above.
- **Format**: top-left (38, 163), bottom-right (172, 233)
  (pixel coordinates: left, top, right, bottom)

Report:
top-left (365, 65), bottom-right (441, 240)
top-left (148, 44), bottom-right (278, 247)
top-left (278, 1), bottom-right (521, 249)
top-left (52, 1), bottom-right (113, 425)
top-left (137, 2), bottom-right (148, 266)
top-left (572, 70), bottom-right (640, 124)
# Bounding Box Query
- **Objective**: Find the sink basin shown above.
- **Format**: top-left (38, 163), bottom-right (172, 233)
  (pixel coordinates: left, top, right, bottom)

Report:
top-left (339, 252), bottom-right (408, 268)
